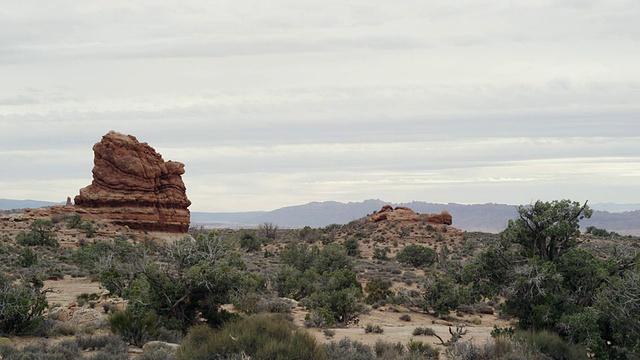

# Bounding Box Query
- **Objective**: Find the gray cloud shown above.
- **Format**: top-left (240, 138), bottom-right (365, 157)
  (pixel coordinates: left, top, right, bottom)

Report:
top-left (1, 1), bottom-right (639, 211)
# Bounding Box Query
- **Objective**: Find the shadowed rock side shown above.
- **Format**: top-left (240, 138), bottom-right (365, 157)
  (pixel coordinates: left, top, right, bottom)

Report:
top-left (74, 131), bottom-right (191, 232)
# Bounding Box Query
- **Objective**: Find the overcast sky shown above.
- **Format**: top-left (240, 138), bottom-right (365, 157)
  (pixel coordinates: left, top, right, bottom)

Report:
top-left (1, 1), bottom-right (639, 212)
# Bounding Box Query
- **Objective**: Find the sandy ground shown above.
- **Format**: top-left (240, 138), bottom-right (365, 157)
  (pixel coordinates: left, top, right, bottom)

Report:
top-left (44, 277), bottom-right (104, 306)
top-left (290, 302), bottom-right (512, 356)
top-left (42, 277), bottom-right (510, 349)
top-left (33, 275), bottom-right (514, 360)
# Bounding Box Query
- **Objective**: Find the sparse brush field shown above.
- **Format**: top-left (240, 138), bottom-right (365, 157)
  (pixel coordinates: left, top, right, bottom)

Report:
top-left (1, 200), bottom-right (640, 359)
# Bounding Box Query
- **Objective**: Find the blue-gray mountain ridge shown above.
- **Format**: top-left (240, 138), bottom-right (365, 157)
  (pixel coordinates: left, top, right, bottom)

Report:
top-left (191, 199), bottom-right (640, 235)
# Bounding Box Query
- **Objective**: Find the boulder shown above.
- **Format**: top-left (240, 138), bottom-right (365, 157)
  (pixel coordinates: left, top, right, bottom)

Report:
top-left (69, 308), bottom-right (106, 331)
top-left (425, 211), bottom-right (452, 225)
top-left (48, 306), bottom-right (69, 322)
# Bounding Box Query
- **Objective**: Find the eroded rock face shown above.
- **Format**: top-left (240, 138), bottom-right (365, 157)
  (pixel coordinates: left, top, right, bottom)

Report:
top-left (74, 131), bottom-right (191, 232)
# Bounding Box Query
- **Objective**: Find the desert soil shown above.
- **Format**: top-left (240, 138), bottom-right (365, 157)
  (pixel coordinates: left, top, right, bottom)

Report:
top-left (290, 301), bottom-right (512, 356)
top-left (44, 277), bottom-right (104, 306)
top-left (44, 277), bottom-right (509, 355)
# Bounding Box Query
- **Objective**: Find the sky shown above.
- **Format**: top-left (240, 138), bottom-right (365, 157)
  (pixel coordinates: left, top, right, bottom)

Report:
top-left (1, 1), bottom-right (639, 212)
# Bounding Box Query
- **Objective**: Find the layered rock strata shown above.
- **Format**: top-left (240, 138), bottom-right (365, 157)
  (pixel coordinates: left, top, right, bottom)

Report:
top-left (74, 131), bottom-right (191, 232)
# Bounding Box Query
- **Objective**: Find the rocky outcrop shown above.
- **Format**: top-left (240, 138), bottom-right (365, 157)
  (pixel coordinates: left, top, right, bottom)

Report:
top-left (74, 131), bottom-right (191, 232)
top-left (357, 205), bottom-right (462, 245)
top-left (370, 205), bottom-right (452, 225)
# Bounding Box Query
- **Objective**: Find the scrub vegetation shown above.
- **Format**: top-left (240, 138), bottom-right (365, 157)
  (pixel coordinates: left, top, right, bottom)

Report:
top-left (1, 199), bottom-right (639, 359)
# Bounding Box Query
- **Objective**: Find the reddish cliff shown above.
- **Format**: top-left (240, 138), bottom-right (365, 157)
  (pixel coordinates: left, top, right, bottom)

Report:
top-left (74, 131), bottom-right (191, 232)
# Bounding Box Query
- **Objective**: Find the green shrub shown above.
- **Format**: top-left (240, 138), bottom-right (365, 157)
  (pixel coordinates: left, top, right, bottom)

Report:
top-left (304, 309), bottom-right (335, 328)
top-left (446, 337), bottom-right (545, 360)
top-left (52, 322), bottom-right (78, 338)
top-left (306, 287), bottom-right (363, 325)
top-left (324, 338), bottom-right (372, 360)
top-left (321, 234), bottom-right (335, 245)
top-left (298, 226), bottom-right (323, 243)
top-left (491, 325), bottom-right (515, 338)
top-left (399, 314), bottom-right (411, 322)
top-left (274, 266), bottom-right (320, 300)
top-left (516, 330), bottom-right (587, 360)
top-left (315, 244), bottom-right (353, 274)
top-left (412, 326), bottom-right (436, 336)
top-left (407, 339), bottom-right (440, 359)
top-left (108, 307), bottom-right (160, 347)
top-left (177, 314), bottom-right (325, 360)
top-left (280, 243), bottom-right (353, 275)
top-left (258, 297), bottom-right (294, 314)
top-left (364, 278), bottom-right (392, 305)
top-left (81, 221), bottom-right (96, 238)
top-left (239, 232), bottom-right (261, 252)
top-left (76, 334), bottom-right (127, 354)
top-left (286, 264), bottom-right (363, 326)
top-left (343, 238), bottom-right (360, 257)
top-left (0, 339), bottom-right (81, 359)
top-left (280, 243), bottom-right (317, 272)
top-left (373, 247), bottom-right (390, 261)
top-left (66, 214), bottom-right (83, 229)
top-left (323, 329), bottom-right (335, 339)
top-left (364, 324), bottom-right (383, 334)
top-left (0, 343), bottom-right (19, 359)
top-left (18, 248), bottom-right (37, 267)
top-left (97, 268), bottom-right (130, 298)
top-left (421, 271), bottom-right (478, 317)
top-left (593, 269), bottom-right (640, 358)
top-left (396, 245), bottom-right (436, 268)
top-left (233, 292), bottom-right (261, 315)
top-left (71, 238), bottom-right (136, 286)
top-left (139, 342), bottom-right (177, 360)
top-left (95, 233), bottom-right (248, 334)
top-left (373, 340), bottom-right (405, 358)
top-left (16, 220), bottom-right (58, 247)
top-left (501, 258), bottom-right (566, 330)
top-left (585, 226), bottom-right (618, 237)
top-left (0, 275), bottom-right (48, 335)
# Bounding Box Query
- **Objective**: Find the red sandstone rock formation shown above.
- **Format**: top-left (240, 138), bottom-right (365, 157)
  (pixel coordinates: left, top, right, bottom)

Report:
top-left (370, 205), bottom-right (452, 225)
top-left (74, 131), bottom-right (191, 232)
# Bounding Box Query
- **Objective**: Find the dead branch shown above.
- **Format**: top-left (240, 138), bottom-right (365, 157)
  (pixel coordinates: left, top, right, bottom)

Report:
top-left (433, 324), bottom-right (469, 346)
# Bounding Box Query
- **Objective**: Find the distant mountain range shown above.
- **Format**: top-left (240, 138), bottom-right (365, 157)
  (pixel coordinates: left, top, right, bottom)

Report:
top-left (0, 198), bottom-right (62, 210)
top-left (191, 200), bottom-right (519, 232)
top-left (192, 199), bottom-right (640, 235)
top-left (3, 198), bottom-right (639, 235)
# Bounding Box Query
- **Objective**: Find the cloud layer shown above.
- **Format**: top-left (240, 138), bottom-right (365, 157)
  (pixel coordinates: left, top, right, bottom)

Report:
top-left (1, 1), bottom-right (639, 211)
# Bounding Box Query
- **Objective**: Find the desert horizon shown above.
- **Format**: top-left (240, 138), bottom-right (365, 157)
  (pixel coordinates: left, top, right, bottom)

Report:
top-left (2, 1), bottom-right (640, 358)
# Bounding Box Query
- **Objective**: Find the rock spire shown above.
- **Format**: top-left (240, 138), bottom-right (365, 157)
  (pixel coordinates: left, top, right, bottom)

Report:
top-left (74, 131), bottom-right (191, 232)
